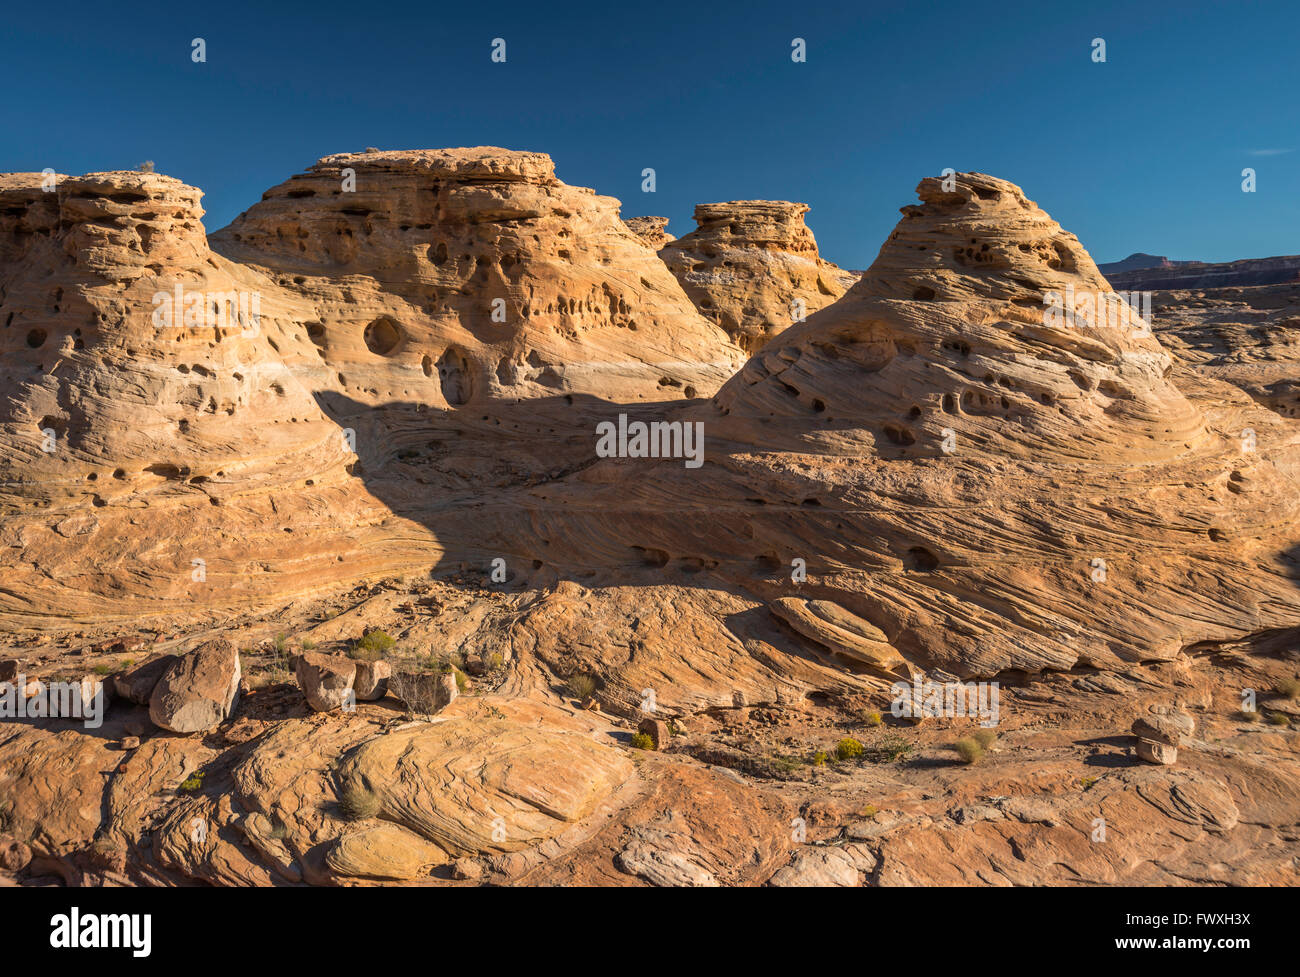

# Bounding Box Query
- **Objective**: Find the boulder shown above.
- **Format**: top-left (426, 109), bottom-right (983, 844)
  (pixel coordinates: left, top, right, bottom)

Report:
top-left (637, 717), bottom-right (671, 750)
top-left (326, 822), bottom-right (449, 881)
top-left (1136, 739), bottom-right (1178, 765)
top-left (353, 659), bottom-right (391, 701)
top-left (148, 638), bottom-right (241, 734)
top-left (294, 652), bottom-right (357, 712)
top-left (1132, 714), bottom-right (1190, 747)
top-left (113, 654), bottom-right (180, 704)
top-left (768, 844), bottom-right (875, 887)
top-left (0, 835), bottom-right (31, 873)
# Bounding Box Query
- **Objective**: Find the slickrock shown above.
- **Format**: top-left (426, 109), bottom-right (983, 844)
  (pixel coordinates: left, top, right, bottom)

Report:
top-left (556, 171), bottom-right (1300, 679)
top-left (659, 200), bottom-right (857, 353)
top-left (325, 822), bottom-right (449, 881)
top-left (334, 718), bottom-right (634, 855)
top-left (148, 638), bottom-right (241, 733)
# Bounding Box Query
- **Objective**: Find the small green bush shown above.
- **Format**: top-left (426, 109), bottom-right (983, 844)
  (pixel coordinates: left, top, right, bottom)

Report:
top-left (1275, 678), bottom-right (1300, 700)
top-left (864, 711), bottom-right (883, 727)
top-left (566, 673), bottom-right (598, 700)
top-left (812, 750), bottom-right (828, 767)
top-left (954, 738), bottom-right (984, 764)
top-left (973, 728), bottom-right (998, 750)
top-left (454, 667), bottom-right (468, 694)
top-left (178, 771), bottom-right (206, 793)
top-left (630, 732), bottom-right (655, 750)
top-left (300, 639), bottom-right (317, 651)
top-left (273, 633), bottom-right (289, 654)
top-left (835, 737), bottom-right (864, 761)
top-left (93, 664), bottom-right (112, 676)
top-left (1266, 711), bottom-right (1291, 726)
top-left (339, 784), bottom-right (381, 820)
top-left (350, 630), bottom-right (395, 660)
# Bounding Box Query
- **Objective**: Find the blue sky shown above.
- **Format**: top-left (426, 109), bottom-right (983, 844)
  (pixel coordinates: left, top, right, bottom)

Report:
top-left (2, 0), bottom-right (1296, 267)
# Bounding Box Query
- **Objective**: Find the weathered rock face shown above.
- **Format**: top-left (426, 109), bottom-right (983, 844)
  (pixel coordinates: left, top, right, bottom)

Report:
top-left (659, 200), bottom-right (857, 354)
top-left (530, 172), bottom-right (1300, 680)
top-left (624, 216), bottom-right (674, 250)
top-left (0, 151), bottom-right (748, 628)
top-left (334, 718), bottom-right (634, 855)
top-left (211, 148), bottom-right (744, 407)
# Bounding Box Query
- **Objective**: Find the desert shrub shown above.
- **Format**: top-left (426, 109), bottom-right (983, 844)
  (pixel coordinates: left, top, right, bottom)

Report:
top-left (339, 784), bottom-right (380, 820)
top-left (863, 731), bottom-right (914, 763)
top-left (812, 750), bottom-right (828, 767)
top-left (1275, 678), bottom-right (1300, 700)
top-left (1266, 711), bottom-right (1291, 726)
top-left (973, 728), bottom-right (998, 750)
top-left (454, 667), bottom-right (468, 694)
top-left (859, 804), bottom-right (878, 819)
top-left (273, 633), bottom-right (289, 654)
top-left (835, 737), bottom-right (864, 761)
top-left (178, 771), bottom-right (205, 793)
top-left (138, 160), bottom-right (154, 173)
top-left (300, 639), bottom-right (317, 651)
top-left (350, 629), bottom-right (394, 660)
top-left (488, 652), bottom-right (504, 670)
top-left (566, 672), bottom-right (597, 700)
top-left (630, 732), bottom-right (655, 750)
top-left (93, 664), bottom-right (112, 676)
top-left (954, 738), bottom-right (984, 764)
top-left (388, 672), bottom-right (438, 718)
top-left (864, 711), bottom-right (883, 727)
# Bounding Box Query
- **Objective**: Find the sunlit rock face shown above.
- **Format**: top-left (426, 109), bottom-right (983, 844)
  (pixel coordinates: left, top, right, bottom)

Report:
top-left (659, 199), bottom-right (857, 355)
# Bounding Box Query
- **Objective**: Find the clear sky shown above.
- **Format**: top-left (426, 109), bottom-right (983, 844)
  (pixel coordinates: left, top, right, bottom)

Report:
top-left (2, 0), bottom-right (1296, 268)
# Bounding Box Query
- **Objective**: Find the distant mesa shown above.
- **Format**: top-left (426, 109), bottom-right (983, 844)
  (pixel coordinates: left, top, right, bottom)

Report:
top-left (1096, 252), bottom-right (1194, 275)
top-left (1103, 252), bottom-right (1300, 291)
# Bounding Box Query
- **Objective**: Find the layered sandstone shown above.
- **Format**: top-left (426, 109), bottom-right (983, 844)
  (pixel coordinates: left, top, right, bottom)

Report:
top-left (659, 200), bottom-right (857, 353)
top-left (212, 148), bottom-right (743, 407)
top-left (1, 163), bottom-right (1298, 891)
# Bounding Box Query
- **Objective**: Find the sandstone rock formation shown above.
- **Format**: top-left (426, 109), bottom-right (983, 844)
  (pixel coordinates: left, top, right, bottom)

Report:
top-left (659, 200), bottom-right (857, 353)
top-left (211, 148), bottom-right (743, 406)
top-left (0, 160), bottom-right (1298, 890)
top-left (624, 216), bottom-right (674, 249)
